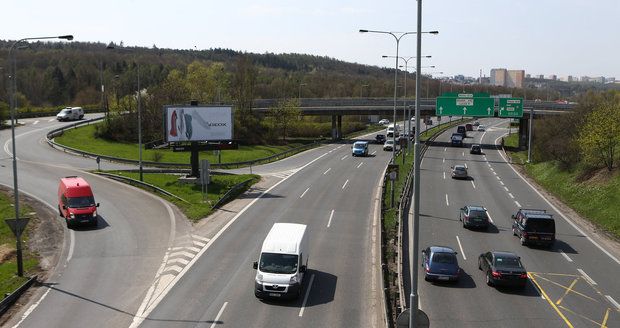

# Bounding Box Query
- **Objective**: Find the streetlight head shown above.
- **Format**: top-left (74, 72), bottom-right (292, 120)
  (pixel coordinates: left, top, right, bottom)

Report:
top-left (429, 31), bottom-right (439, 35)
top-left (430, 65), bottom-right (436, 68)
top-left (59, 35), bottom-right (74, 40)
top-left (359, 29), bottom-right (369, 33)
top-left (425, 56), bottom-right (432, 58)
top-left (382, 55), bottom-right (388, 58)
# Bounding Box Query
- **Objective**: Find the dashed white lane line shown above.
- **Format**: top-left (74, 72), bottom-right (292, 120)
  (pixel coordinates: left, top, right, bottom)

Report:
top-left (464, 163), bottom-right (468, 169)
top-left (503, 186), bottom-right (509, 192)
top-left (577, 269), bottom-right (597, 285)
top-left (487, 163), bottom-right (492, 167)
top-left (442, 158), bottom-right (445, 163)
top-left (342, 179), bottom-right (349, 189)
top-left (445, 194), bottom-right (449, 206)
top-left (299, 274), bottom-right (316, 317)
top-left (444, 147), bottom-right (447, 152)
top-left (33, 120), bottom-right (39, 125)
top-left (470, 180), bottom-right (476, 189)
top-left (462, 151), bottom-right (465, 157)
top-left (492, 171), bottom-right (497, 175)
top-left (341, 155), bottom-right (347, 160)
top-left (357, 162), bottom-right (364, 169)
top-left (605, 295), bottom-right (620, 310)
top-left (559, 250), bottom-right (573, 262)
top-left (327, 209), bottom-right (335, 228)
top-left (496, 176), bottom-right (501, 180)
top-left (508, 193), bottom-right (515, 199)
top-left (209, 302), bottom-right (228, 328)
top-left (515, 201), bottom-right (522, 207)
top-left (323, 168), bottom-right (331, 175)
top-left (443, 172), bottom-right (446, 180)
top-left (499, 181), bottom-right (505, 186)
top-left (300, 187), bottom-right (310, 198)
top-left (486, 211), bottom-right (494, 224)
top-left (371, 150), bottom-right (377, 155)
top-left (48, 118), bottom-right (55, 122)
top-left (455, 236), bottom-right (467, 260)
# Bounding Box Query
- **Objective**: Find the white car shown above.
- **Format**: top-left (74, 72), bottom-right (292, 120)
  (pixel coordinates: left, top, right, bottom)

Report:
top-left (477, 125), bottom-right (486, 131)
top-left (378, 119), bottom-right (390, 125)
top-left (383, 140), bottom-right (395, 151)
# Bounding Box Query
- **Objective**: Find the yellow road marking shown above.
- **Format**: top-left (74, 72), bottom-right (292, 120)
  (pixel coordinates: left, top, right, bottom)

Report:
top-left (601, 308), bottom-right (610, 328)
top-left (529, 272), bottom-right (580, 277)
top-left (556, 278), bottom-right (579, 305)
top-left (529, 273), bottom-right (574, 328)
top-left (558, 305), bottom-right (602, 326)
top-left (532, 273), bottom-right (599, 303)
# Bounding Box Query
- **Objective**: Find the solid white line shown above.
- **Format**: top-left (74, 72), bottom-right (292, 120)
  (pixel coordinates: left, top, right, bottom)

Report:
top-left (494, 134), bottom-right (620, 265)
top-left (342, 179), bottom-right (349, 189)
top-left (327, 209), bottom-right (335, 228)
top-left (357, 162), bottom-right (364, 169)
top-left (508, 193), bottom-right (515, 199)
top-left (443, 172), bottom-right (446, 180)
top-left (560, 251), bottom-right (573, 262)
top-left (67, 230), bottom-right (75, 263)
top-left (10, 287), bottom-right (52, 328)
top-left (455, 236), bottom-right (467, 260)
top-left (209, 302), bottom-right (228, 328)
top-left (341, 155), bottom-right (347, 160)
top-left (470, 180), bottom-right (476, 189)
top-left (298, 274), bottom-right (315, 317)
top-left (605, 295), bottom-right (620, 310)
top-left (486, 211), bottom-right (494, 224)
top-left (300, 187), bottom-right (310, 198)
top-left (445, 194), bottom-right (449, 206)
top-left (577, 268), bottom-right (597, 285)
top-left (323, 168), bottom-right (331, 175)
top-left (515, 201), bottom-right (522, 207)
top-left (499, 181), bottom-right (505, 186)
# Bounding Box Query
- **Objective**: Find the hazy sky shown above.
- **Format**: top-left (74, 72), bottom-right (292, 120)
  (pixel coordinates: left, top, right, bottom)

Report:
top-left (4, 0), bottom-right (618, 79)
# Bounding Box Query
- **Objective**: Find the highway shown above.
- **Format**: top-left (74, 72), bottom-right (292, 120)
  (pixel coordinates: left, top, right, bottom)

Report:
top-left (411, 119), bottom-right (620, 327)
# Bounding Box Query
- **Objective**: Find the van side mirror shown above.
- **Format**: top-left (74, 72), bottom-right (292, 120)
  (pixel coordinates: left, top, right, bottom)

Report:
top-left (253, 261), bottom-right (258, 269)
top-left (96, 203), bottom-right (100, 207)
top-left (300, 265), bottom-right (307, 273)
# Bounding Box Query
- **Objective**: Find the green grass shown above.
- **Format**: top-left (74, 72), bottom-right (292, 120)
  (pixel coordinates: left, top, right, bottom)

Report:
top-left (55, 124), bottom-right (316, 165)
top-left (0, 259), bottom-right (38, 298)
top-left (109, 172), bottom-right (260, 221)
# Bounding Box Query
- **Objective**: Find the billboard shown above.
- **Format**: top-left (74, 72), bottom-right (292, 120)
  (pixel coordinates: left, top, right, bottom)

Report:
top-left (164, 106), bottom-right (233, 142)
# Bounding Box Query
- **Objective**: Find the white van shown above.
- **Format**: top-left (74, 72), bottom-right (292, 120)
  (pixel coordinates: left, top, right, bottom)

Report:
top-left (253, 223), bottom-right (308, 299)
top-left (386, 124), bottom-right (400, 138)
top-left (56, 107), bottom-right (84, 121)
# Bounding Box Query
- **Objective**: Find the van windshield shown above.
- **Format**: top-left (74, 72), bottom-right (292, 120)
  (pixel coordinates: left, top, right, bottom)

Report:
top-left (524, 218), bottom-right (555, 233)
top-left (353, 144), bottom-right (366, 149)
top-left (67, 196), bottom-right (96, 208)
top-left (259, 253), bottom-right (298, 274)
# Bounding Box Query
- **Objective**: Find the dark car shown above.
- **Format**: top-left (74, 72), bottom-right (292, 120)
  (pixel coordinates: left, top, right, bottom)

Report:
top-left (422, 246), bottom-right (460, 282)
top-left (451, 164), bottom-right (468, 179)
top-left (512, 209), bottom-right (555, 247)
top-left (478, 251), bottom-right (527, 288)
top-left (459, 205), bottom-right (490, 229)
top-left (457, 125), bottom-right (467, 138)
top-left (451, 133), bottom-right (464, 147)
top-left (375, 134), bottom-right (387, 144)
top-left (465, 123), bottom-right (473, 131)
top-left (470, 144), bottom-right (482, 155)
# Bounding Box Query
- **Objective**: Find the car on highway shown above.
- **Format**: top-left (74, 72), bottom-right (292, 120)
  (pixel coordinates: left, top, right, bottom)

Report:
top-left (56, 106), bottom-right (84, 121)
top-left (383, 139), bottom-right (395, 151)
top-left (351, 141), bottom-right (369, 157)
top-left (478, 251), bottom-right (528, 289)
top-left (451, 133), bottom-right (464, 147)
top-left (456, 125), bottom-right (467, 138)
top-left (465, 123), bottom-right (474, 131)
top-left (459, 205), bottom-right (490, 229)
top-left (512, 209), bottom-right (556, 247)
top-left (375, 134), bottom-right (386, 144)
top-left (451, 164), bottom-right (468, 179)
top-left (422, 246), bottom-right (460, 282)
top-left (477, 124), bottom-right (486, 131)
top-left (378, 119), bottom-right (390, 125)
top-left (58, 176), bottom-right (99, 228)
top-left (473, 121), bottom-right (480, 126)
top-left (470, 144), bottom-right (482, 155)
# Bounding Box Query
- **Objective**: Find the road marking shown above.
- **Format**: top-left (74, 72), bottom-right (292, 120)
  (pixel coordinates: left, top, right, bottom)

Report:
top-left (462, 151), bottom-right (465, 157)
top-left (10, 286), bottom-right (53, 328)
top-left (67, 230), bottom-right (75, 263)
top-left (602, 308), bottom-right (611, 327)
top-left (499, 181), bottom-right (505, 186)
top-left (300, 187), bottom-right (310, 198)
top-left (556, 278), bottom-right (579, 305)
top-left (515, 201), bottom-right (522, 207)
top-left (492, 171), bottom-right (497, 175)
top-left (560, 250), bottom-right (573, 262)
top-left (496, 176), bottom-right (501, 180)
top-left (442, 158), bottom-right (445, 163)
top-left (357, 162), bottom-right (364, 168)
top-left (489, 167), bottom-right (494, 171)
top-left (443, 171), bottom-right (445, 180)
top-left (33, 120), bottom-right (39, 125)
top-left (495, 134), bottom-right (620, 265)
top-left (455, 236), bottom-right (466, 260)
top-left (327, 209), bottom-right (335, 228)
top-left (464, 163), bottom-right (468, 169)
top-left (470, 180), bottom-right (476, 189)
top-left (508, 193), bottom-right (515, 199)
top-left (48, 118), bottom-right (55, 122)
top-left (577, 269), bottom-right (597, 285)
top-left (341, 155), bottom-right (347, 160)
top-left (342, 179), bottom-right (349, 189)
top-left (209, 302), bottom-right (228, 328)
top-left (487, 163), bottom-right (491, 167)
top-left (444, 147), bottom-right (447, 152)
top-left (486, 211), bottom-right (494, 224)
top-left (445, 194), bottom-right (449, 206)
top-left (528, 273), bottom-right (574, 327)
top-left (298, 274), bottom-right (315, 317)
top-left (371, 150), bottom-right (377, 155)
top-left (605, 295), bottom-right (620, 310)
top-left (323, 168), bottom-right (331, 175)
top-left (503, 186), bottom-right (509, 192)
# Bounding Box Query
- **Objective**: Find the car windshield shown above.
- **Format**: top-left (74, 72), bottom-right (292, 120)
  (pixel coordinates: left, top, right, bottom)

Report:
top-left (386, 141), bottom-right (394, 145)
top-left (60, 109), bottom-right (71, 114)
top-left (259, 253), bottom-right (298, 274)
top-left (67, 196), bottom-right (96, 208)
top-left (469, 210), bottom-right (487, 218)
top-left (455, 167), bottom-right (466, 172)
top-left (494, 256), bottom-right (523, 268)
top-left (432, 252), bottom-right (456, 264)
top-left (353, 144), bottom-right (365, 149)
top-left (524, 218), bottom-right (555, 233)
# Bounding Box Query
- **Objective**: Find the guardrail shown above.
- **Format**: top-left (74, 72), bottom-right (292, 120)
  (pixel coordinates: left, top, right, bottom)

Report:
top-left (0, 276), bottom-right (37, 316)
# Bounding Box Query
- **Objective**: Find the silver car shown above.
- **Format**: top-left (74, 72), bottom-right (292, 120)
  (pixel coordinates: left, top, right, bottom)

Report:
top-left (451, 165), bottom-right (468, 179)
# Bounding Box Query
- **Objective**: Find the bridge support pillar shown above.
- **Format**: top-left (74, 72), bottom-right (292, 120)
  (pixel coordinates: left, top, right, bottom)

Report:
top-left (331, 115), bottom-right (337, 140)
top-left (337, 115), bottom-right (342, 140)
top-left (518, 118), bottom-right (528, 150)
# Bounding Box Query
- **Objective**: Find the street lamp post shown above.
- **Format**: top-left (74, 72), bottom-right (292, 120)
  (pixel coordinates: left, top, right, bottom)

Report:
top-left (360, 29), bottom-right (437, 162)
top-left (298, 83), bottom-right (307, 99)
top-left (8, 34), bottom-right (73, 277)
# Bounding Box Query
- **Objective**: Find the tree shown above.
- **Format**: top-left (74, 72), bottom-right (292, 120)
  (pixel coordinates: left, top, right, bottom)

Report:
top-left (578, 97), bottom-right (620, 171)
top-left (267, 99), bottom-right (301, 141)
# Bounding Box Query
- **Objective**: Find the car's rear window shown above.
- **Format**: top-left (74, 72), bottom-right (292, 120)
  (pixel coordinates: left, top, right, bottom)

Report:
top-left (524, 218), bottom-right (555, 233)
top-left (469, 210), bottom-right (487, 218)
top-left (432, 253), bottom-right (456, 264)
top-left (495, 256), bottom-right (523, 268)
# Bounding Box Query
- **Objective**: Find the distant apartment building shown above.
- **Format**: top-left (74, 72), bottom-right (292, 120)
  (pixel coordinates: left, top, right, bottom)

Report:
top-left (549, 75), bottom-right (557, 80)
top-left (490, 68), bottom-right (524, 88)
top-left (537, 74), bottom-right (545, 79)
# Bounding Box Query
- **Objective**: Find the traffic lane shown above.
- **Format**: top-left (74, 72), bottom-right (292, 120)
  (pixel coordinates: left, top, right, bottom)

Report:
top-left (2, 161), bottom-right (176, 328)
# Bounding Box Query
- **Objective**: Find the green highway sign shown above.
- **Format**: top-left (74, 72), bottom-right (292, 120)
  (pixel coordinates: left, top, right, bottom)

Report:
top-left (498, 98), bottom-right (524, 118)
top-left (436, 94), bottom-right (495, 117)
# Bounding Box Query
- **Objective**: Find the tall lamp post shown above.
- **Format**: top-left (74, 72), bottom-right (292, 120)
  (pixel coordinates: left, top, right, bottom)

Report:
top-left (360, 29), bottom-right (437, 162)
top-left (298, 83), bottom-right (306, 99)
top-left (8, 35), bottom-right (73, 277)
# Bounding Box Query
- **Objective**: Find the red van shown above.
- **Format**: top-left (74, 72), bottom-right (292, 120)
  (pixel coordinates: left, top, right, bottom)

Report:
top-left (58, 176), bottom-right (99, 227)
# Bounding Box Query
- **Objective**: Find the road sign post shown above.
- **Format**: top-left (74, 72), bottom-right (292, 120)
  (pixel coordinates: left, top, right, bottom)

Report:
top-left (388, 164), bottom-right (399, 208)
top-left (5, 217), bottom-right (30, 277)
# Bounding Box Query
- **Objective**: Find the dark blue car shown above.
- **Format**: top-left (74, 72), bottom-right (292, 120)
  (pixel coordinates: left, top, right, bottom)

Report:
top-left (422, 246), bottom-right (460, 282)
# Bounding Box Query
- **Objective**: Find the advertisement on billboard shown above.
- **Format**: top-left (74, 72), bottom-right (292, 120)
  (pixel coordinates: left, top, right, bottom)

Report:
top-left (165, 106), bottom-right (233, 142)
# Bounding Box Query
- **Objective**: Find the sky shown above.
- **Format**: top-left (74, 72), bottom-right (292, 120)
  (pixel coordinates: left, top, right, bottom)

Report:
top-left (3, 0), bottom-right (619, 79)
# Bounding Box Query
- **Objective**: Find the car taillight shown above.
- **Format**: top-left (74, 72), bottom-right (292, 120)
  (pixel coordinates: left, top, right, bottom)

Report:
top-left (425, 267), bottom-right (430, 273)
top-left (519, 273), bottom-right (528, 279)
top-left (491, 271), bottom-right (501, 278)
top-left (522, 232), bottom-right (528, 238)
